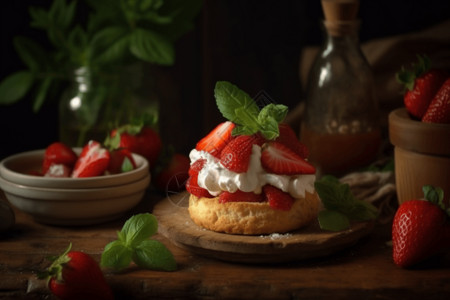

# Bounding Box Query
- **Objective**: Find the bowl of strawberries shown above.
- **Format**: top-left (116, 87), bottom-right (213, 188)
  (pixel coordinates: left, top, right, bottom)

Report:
top-left (389, 55), bottom-right (450, 205)
top-left (0, 140), bottom-right (150, 226)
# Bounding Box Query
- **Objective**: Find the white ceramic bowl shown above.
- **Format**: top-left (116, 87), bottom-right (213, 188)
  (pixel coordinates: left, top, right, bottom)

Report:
top-left (0, 149), bottom-right (149, 189)
top-left (0, 174), bottom-right (150, 226)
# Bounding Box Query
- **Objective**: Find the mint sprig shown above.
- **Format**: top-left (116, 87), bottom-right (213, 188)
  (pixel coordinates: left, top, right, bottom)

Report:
top-left (214, 81), bottom-right (288, 140)
top-left (101, 213), bottom-right (176, 272)
top-left (315, 176), bottom-right (378, 231)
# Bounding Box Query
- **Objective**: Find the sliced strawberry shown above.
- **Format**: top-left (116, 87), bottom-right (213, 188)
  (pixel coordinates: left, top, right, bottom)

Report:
top-left (263, 185), bottom-right (294, 211)
top-left (196, 121), bottom-right (235, 157)
top-left (72, 141), bottom-right (110, 178)
top-left (261, 142), bottom-right (315, 175)
top-left (422, 78), bottom-right (450, 124)
top-left (219, 135), bottom-right (256, 173)
top-left (218, 190), bottom-right (264, 204)
top-left (44, 164), bottom-right (72, 178)
top-left (186, 176), bottom-right (214, 198)
top-left (188, 159), bottom-right (206, 177)
top-left (275, 123), bottom-right (309, 158)
top-left (107, 148), bottom-right (136, 174)
top-left (42, 142), bottom-right (78, 174)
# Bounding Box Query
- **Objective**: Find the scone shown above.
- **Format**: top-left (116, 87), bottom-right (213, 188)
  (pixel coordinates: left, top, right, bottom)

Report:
top-left (186, 81), bottom-right (319, 235)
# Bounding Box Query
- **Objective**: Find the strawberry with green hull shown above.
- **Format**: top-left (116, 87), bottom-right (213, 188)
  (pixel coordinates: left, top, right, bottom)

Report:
top-left (38, 244), bottom-right (114, 300)
top-left (392, 185), bottom-right (450, 268)
top-left (396, 55), bottom-right (448, 119)
top-left (107, 124), bottom-right (162, 167)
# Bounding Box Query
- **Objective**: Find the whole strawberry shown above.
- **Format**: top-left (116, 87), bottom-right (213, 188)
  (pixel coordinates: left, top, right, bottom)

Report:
top-left (107, 125), bottom-right (161, 167)
top-left (392, 185), bottom-right (450, 268)
top-left (422, 78), bottom-right (450, 124)
top-left (38, 244), bottom-right (114, 300)
top-left (396, 55), bottom-right (448, 119)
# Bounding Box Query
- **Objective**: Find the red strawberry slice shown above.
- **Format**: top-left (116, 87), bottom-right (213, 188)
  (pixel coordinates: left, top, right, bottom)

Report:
top-left (422, 78), bottom-right (450, 124)
top-left (275, 123), bottom-right (309, 158)
top-left (45, 164), bottom-right (72, 178)
top-left (186, 176), bottom-right (214, 198)
top-left (219, 190), bottom-right (264, 204)
top-left (196, 121), bottom-right (235, 157)
top-left (107, 148), bottom-right (136, 174)
top-left (263, 185), bottom-right (294, 211)
top-left (72, 141), bottom-right (110, 178)
top-left (42, 142), bottom-right (78, 174)
top-left (219, 135), bottom-right (256, 173)
top-left (188, 159), bottom-right (206, 177)
top-left (261, 142), bottom-right (315, 175)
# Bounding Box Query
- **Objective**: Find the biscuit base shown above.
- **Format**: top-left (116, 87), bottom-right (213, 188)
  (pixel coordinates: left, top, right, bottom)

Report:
top-left (188, 191), bottom-right (320, 235)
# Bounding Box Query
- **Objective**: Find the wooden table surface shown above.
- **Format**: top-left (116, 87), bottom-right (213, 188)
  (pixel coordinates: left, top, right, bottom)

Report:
top-left (1, 191), bottom-right (449, 300)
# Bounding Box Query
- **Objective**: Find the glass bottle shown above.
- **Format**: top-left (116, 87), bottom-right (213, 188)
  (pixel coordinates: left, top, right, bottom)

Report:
top-left (59, 64), bottom-right (159, 147)
top-left (300, 0), bottom-right (381, 177)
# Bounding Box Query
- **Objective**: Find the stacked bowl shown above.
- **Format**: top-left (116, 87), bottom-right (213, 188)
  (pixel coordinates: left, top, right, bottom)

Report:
top-left (0, 149), bottom-right (150, 226)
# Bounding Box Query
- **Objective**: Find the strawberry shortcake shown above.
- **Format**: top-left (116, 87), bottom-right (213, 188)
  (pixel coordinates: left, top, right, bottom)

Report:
top-left (186, 81), bottom-right (320, 235)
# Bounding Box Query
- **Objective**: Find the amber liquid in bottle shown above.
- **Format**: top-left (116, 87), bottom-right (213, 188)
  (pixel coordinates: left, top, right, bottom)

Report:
top-left (300, 3), bottom-right (381, 177)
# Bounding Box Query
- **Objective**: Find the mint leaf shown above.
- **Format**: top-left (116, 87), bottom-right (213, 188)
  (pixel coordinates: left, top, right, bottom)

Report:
top-left (101, 240), bottom-right (133, 270)
top-left (315, 175), bottom-right (378, 231)
top-left (133, 240), bottom-right (177, 271)
top-left (258, 104), bottom-right (288, 124)
top-left (121, 213), bottom-right (158, 247)
top-left (318, 210), bottom-right (350, 232)
top-left (130, 28), bottom-right (174, 65)
top-left (101, 213), bottom-right (177, 272)
top-left (121, 157), bottom-right (135, 173)
top-left (215, 81), bottom-right (260, 123)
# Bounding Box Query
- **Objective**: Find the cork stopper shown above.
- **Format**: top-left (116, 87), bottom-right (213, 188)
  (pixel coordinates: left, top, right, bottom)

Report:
top-left (321, 0), bottom-right (360, 36)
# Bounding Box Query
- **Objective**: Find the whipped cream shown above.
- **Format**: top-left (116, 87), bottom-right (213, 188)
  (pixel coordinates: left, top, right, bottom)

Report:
top-left (189, 145), bottom-right (315, 198)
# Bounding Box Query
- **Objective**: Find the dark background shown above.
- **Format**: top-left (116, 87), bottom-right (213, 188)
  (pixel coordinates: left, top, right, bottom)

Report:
top-left (1, 0), bottom-right (449, 159)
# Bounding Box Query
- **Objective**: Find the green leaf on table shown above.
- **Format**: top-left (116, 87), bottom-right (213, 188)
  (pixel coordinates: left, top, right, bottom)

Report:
top-left (101, 240), bottom-right (133, 270)
top-left (121, 213), bottom-right (158, 247)
top-left (101, 213), bottom-right (176, 272)
top-left (318, 210), bottom-right (350, 232)
top-left (133, 240), bottom-right (177, 271)
top-left (130, 28), bottom-right (174, 65)
top-left (315, 175), bottom-right (378, 231)
top-left (0, 71), bottom-right (34, 105)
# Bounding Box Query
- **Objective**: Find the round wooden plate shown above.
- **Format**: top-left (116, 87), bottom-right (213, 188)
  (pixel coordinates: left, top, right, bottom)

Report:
top-left (153, 192), bottom-right (374, 264)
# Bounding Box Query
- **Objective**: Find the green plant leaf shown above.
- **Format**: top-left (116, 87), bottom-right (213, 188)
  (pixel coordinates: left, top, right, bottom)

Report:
top-left (0, 71), bottom-right (34, 105)
top-left (318, 210), bottom-right (350, 232)
top-left (214, 81), bottom-right (260, 123)
top-left (101, 240), bottom-right (133, 270)
top-left (91, 26), bottom-right (131, 64)
top-left (129, 28), bottom-right (174, 65)
top-left (315, 175), bottom-right (378, 231)
top-left (13, 37), bottom-right (47, 72)
top-left (33, 77), bottom-right (53, 112)
top-left (121, 213), bottom-right (158, 247)
top-left (133, 240), bottom-right (177, 271)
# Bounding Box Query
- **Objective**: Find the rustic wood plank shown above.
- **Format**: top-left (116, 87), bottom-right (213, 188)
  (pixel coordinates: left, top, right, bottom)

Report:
top-left (1, 193), bottom-right (450, 300)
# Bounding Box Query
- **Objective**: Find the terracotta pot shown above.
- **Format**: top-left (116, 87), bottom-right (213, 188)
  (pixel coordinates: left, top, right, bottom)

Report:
top-left (389, 108), bottom-right (450, 205)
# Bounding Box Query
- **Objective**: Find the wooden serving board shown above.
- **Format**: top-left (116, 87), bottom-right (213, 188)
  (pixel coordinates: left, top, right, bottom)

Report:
top-left (153, 192), bottom-right (374, 264)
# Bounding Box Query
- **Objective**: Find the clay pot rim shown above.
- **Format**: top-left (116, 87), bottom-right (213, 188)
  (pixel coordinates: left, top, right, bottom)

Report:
top-left (388, 108), bottom-right (450, 157)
